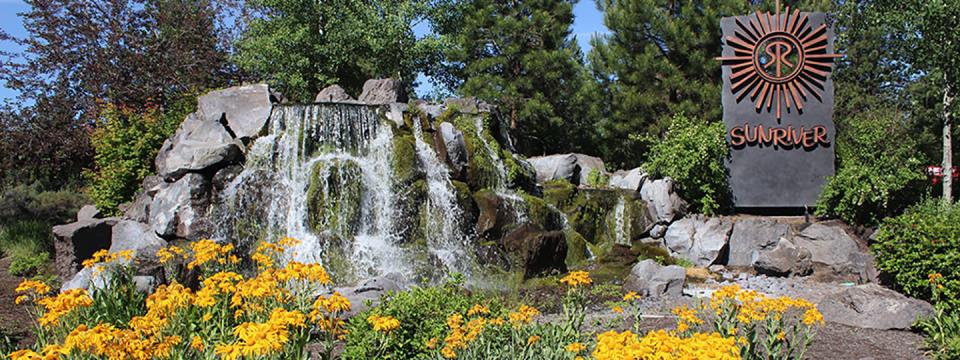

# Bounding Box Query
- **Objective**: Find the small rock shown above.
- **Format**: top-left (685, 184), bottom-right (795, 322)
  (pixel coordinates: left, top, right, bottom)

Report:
top-left (639, 178), bottom-right (687, 223)
top-left (53, 217), bottom-right (119, 279)
top-left (315, 85), bottom-right (355, 103)
top-left (624, 259), bottom-right (686, 297)
top-left (753, 237), bottom-right (813, 276)
top-left (358, 78), bottom-right (406, 104)
top-left (820, 283), bottom-right (934, 330)
top-left (77, 205), bottom-right (101, 221)
top-left (608, 168), bottom-right (647, 191)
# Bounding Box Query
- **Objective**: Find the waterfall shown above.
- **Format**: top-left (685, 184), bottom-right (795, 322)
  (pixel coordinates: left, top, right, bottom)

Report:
top-left (214, 104), bottom-right (412, 279)
top-left (411, 120), bottom-right (475, 276)
top-left (472, 116), bottom-right (527, 223)
top-left (612, 196), bottom-right (629, 246)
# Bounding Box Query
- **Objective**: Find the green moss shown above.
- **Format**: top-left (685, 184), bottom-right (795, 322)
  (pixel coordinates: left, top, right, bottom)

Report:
top-left (391, 135), bottom-right (420, 187)
top-left (520, 193), bottom-right (563, 232)
top-left (635, 243), bottom-right (673, 266)
top-left (543, 179), bottom-right (576, 208)
top-left (564, 229), bottom-right (590, 267)
top-left (306, 159), bottom-right (364, 237)
top-left (451, 180), bottom-right (477, 224)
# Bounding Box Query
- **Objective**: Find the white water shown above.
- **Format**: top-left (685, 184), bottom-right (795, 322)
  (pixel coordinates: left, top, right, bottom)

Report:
top-left (612, 196), bottom-right (629, 246)
top-left (472, 116), bottom-right (528, 223)
top-left (411, 120), bottom-right (475, 275)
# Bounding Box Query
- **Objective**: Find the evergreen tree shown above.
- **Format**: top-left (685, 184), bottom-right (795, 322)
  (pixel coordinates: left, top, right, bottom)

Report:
top-left (235, 0), bottom-right (442, 101)
top-left (435, 0), bottom-right (597, 156)
top-left (589, 0), bottom-right (831, 168)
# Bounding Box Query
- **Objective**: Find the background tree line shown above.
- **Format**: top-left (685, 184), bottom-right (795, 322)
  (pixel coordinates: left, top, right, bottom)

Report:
top-left (0, 0), bottom-right (955, 224)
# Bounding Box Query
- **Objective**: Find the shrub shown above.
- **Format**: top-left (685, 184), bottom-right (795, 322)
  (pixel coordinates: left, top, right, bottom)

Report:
top-left (643, 114), bottom-right (729, 215)
top-left (917, 274), bottom-right (960, 360)
top-left (585, 168), bottom-right (609, 188)
top-left (341, 276), bottom-right (492, 359)
top-left (85, 95), bottom-right (193, 215)
top-left (0, 184), bottom-right (88, 224)
top-left (816, 107), bottom-right (926, 225)
top-left (0, 220), bottom-right (54, 276)
top-left (7, 244), bottom-right (49, 277)
top-left (872, 199), bottom-right (960, 311)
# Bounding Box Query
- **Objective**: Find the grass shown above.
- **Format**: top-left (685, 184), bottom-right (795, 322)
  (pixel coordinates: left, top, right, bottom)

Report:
top-left (0, 220), bottom-right (53, 276)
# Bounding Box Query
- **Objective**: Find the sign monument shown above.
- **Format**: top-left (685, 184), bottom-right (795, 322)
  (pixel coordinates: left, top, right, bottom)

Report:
top-left (718, 1), bottom-right (842, 208)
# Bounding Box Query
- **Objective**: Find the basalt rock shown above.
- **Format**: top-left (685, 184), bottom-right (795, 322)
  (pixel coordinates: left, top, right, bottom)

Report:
top-left (315, 85), bottom-right (355, 103)
top-left (502, 224), bottom-right (567, 278)
top-left (608, 168), bottom-right (647, 191)
top-left (53, 217), bottom-right (119, 279)
top-left (155, 112), bottom-right (243, 180)
top-left (358, 78), bottom-right (406, 104)
top-left (624, 259), bottom-right (686, 297)
top-left (639, 178), bottom-right (687, 223)
top-left (794, 222), bottom-right (876, 282)
top-left (151, 173), bottom-right (212, 239)
top-left (726, 218), bottom-right (791, 267)
top-left (437, 122), bottom-right (469, 180)
top-left (198, 83), bottom-right (273, 139)
top-left (664, 215), bottom-right (733, 267)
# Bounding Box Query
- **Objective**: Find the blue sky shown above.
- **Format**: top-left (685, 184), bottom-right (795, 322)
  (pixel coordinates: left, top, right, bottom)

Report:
top-left (0, 0), bottom-right (608, 101)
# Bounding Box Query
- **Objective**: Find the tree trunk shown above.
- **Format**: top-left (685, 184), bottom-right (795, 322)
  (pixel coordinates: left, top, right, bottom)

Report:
top-left (944, 74), bottom-right (955, 203)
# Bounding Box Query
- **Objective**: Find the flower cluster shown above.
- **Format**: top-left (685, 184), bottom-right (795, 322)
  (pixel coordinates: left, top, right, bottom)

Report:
top-left (560, 270), bottom-right (593, 287)
top-left (82, 249), bottom-right (133, 269)
top-left (592, 329), bottom-right (741, 360)
top-left (367, 314), bottom-right (401, 333)
top-left (186, 239), bottom-right (239, 270)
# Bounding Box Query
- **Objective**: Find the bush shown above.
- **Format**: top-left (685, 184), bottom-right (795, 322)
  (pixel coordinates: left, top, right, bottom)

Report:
top-left (872, 200), bottom-right (960, 311)
top-left (643, 114), bottom-right (729, 215)
top-left (917, 275), bottom-right (960, 360)
top-left (0, 184), bottom-right (88, 224)
top-left (7, 244), bottom-right (49, 277)
top-left (816, 107), bottom-right (926, 225)
top-left (0, 220), bottom-right (53, 276)
top-left (85, 95), bottom-right (193, 215)
top-left (342, 276), bottom-right (492, 359)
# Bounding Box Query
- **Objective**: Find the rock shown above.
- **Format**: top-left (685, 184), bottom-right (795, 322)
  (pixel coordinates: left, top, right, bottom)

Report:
top-left (664, 216), bottom-right (733, 266)
top-left (211, 165), bottom-right (244, 193)
top-left (133, 276), bottom-right (158, 293)
top-left (528, 154), bottom-right (580, 184)
top-left (794, 223), bottom-right (874, 281)
top-left (753, 237), bottom-right (812, 276)
top-left (155, 112), bottom-right (242, 180)
top-left (572, 154), bottom-right (607, 186)
top-left (417, 103), bottom-right (445, 119)
top-left (60, 265), bottom-right (157, 293)
top-left (820, 283), bottom-right (934, 330)
top-left (326, 273), bottom-right (412, 316)
top-left (473, 190), bottom-right (524, 242)
top-left (358, 78), bottom-right (406, 104)
top-left (437, 122), bottom-right (469, 180)
top-left (142, 176), bottom-right (166, 196)
top-left (650, 224), bottom-right (668, 239)
top-left (639, 178), bottom-right (687, 223)
top-left (708, 264), bottom-right (725, 273)
top-left (444, 98), bottom-right (480, 114)
top-left (685, 267), bottom-right (713, 282)
top-left (61, 267), bottom-right (95, 292)
top-left (502, 224), bottom-right (567, 278)
top-left (123, 192), bottom-right (153, 223)
top-left (110, 220), bottom-right (167, 275)
top-left (315, 84), bottom-right (355, 102)
top-left (384, 102), bottom-right (407, 128)
top-left (77, 205), bottom-right (101, 221)
top-left (151, 173), bottom-right (212, 239)
top-left (198, 83), bottom-right (272, 139)
top-left (624, 259), bottom-right (686, 297)
top-left (608, 168), bottom-right (647, 191)
top-left (727, 218), bottom-right (791, 267)
top-left (53, 217), bottom-right (119, 279)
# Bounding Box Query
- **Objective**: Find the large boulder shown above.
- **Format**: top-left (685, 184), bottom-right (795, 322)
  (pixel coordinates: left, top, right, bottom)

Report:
top-left (608, 168), bottom-right (647, 191)
top-left (358, 78), bottom-right (406, 104)
top-left (572, 154), bottom-right (607, 186)
top-left (151, 173), bottom-right (212, 239)
top-left (639, 178), bottom-right (687, 223)
top-left (315, 85), bottom-right (355, 103)
top-left (820, 283), bottom-right (933, 330)
top-left (76, 205), bottom-right (101, 221)
top-left (53, 217), bottom-right (119, 279)
top-left (198, 83), bottom-right (272, 139)
top-left (325, 273), bottom-right (412, 316)
top-left (502, 224), bottom-right (567, 278)
top-left (793, 223), bottom-right (874, 281)
top-left (110, 220), bottom-right (167, 276)
top-left (155, 112), bottom-right (243, 180)
top-left (753, 237), bottom-right (813, 276)
top-left (624, 259), bottom-right (686, 297)
top-left (528, 154), bottom-right (579, 184)
top-left (436, 122), bottom-right (469, 180)
top-left (726, 218), bottom-right (791, 267)
top-left (664, 216), bottom-right (733, 267)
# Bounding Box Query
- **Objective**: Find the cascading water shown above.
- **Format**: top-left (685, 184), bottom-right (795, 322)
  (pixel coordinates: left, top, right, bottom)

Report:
top-left (612, 196), bottom-right (629, 246)
top-left (411, 120), bottom-right (475, 276)
top-left (472, 116), bottom-right (528, 223)
top-left (214, 104), bottom-right (413, 279)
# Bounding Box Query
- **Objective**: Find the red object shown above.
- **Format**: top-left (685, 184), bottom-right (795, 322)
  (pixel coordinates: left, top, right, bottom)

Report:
top-left (926, 166), bottom-right (959, 185)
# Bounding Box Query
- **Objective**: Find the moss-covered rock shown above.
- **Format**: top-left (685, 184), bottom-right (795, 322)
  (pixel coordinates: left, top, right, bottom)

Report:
top-left (391, 134), bottom-right (421, 188)
top-left (520, 193), bottom-right (564, 232)
top-left (306, 159), bottom-right (364, 238)
top-left (543, 179), bottom-right (577, 209)
top-left (394, 179), bottom-right (428, 244)
top-left (451, 180), bottom-right (477, 227)
top-left (564, 229), bottom-right (590, 267)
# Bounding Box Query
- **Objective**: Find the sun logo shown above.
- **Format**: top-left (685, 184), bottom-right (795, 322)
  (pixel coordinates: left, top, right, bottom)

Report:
top-left (717, 1), bottom-right (842, 121)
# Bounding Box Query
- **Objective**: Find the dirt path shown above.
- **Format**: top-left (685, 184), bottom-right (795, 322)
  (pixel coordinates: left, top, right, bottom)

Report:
top-left (0, 257), bottom-right (40, 349)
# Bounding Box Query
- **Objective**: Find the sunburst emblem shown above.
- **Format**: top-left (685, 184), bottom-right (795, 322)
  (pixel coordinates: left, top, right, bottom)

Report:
top-left (717, 1), bottom-right (843, 121)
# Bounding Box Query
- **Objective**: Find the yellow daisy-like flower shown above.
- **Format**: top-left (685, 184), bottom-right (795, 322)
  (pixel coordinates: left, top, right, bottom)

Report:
top-left (368, 314), bottom-right (401, 333)
top-left (623, 291), bottom-right (641, 301)
top-left (190, 335), bottom-right (205, 351)
top-left (467, 304), bottom-right (490, 317)
top-left (611, 305), bottom-right (624, 314)
top-left (565, 342), bottom-right (586, 353)
top-left (560, 271), bottom-right (593, 287)
top-left (527, 335), bottom-right (541, 345)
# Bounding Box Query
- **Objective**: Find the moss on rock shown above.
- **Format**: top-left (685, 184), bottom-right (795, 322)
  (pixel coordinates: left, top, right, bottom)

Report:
top-left (391, 134), bottom-right (421, 188)
top-left (306, 159), bottom-right (364, 238)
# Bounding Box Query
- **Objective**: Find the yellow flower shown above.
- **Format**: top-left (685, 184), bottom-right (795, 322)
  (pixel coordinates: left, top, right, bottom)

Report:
top-left (560, 271), bottom-right (593, 287)
top-left (322, 292), bottom-right (352, 313)
top-left (368, 314), bottom-right (401, 333)
top-left (565, 342), bottom-right (586, 353)
top-left (426, 337), bottom-right (439, 349)
top-left (611, 305), bottom-right (624, 314)
top-left (7, 349), bottom-right (41, 360)
top-left (467, 304), bottom-right (490, 317)
top-left (191, 335), bottom-right (205, 351)
top-left (623, 291), bottom-right (641, 301)
top-left (36, 288), bottom-right (93, 327)
top-left (188, 239), bottom-right (235, 270)
top-left (441, 346), bottom-right (457, 358)
top-left (15, 280), bottom-right (52, 295)
top-left (527, 335), bottom-right (541, 345)
top-left (930, 273), bottom-right (944, 284)
top-left (802, 308), bottom-right (824, 326)
top-left (776, 331), bottom-right (786, 341)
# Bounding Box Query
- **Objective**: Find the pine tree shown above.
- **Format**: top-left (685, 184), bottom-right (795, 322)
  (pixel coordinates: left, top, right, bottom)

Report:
top-left (436, 0), bottom-right (597, 155)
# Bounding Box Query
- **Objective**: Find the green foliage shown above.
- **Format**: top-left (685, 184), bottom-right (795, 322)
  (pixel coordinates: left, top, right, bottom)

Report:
top-left (0, 220), bottom-right (54, 276)
top-left (0, 184), bottom-right (88, 224)
top-left (81, 265), bottom-right (148, 328)
top-left (872, 200), bottom-right (960, 311)
top-left (86, 96), bottom-right (192, 215)
top-left (434, 0), bottom-right (598, 156)
top-left (342, 277), bottom-right (493, 359)
top-left (816, 107), bottom-right (926, 225)
top-left (236, 0), bottom-right (442, 101)
top-left (917, 277), bottom-right (960, 360)
top-left (643, 114), bottom-right (729, 215)
top-left (585, 169), bottom-right (609, 188)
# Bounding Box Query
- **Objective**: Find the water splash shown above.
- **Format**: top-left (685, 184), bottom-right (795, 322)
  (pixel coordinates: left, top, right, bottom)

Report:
top-left (612, 196), bottom-right (629, 246)
top-left (472, 115), bottom-right (527, 223)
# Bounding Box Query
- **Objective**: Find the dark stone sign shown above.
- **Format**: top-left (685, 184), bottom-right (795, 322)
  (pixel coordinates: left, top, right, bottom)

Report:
top-left (718, 4), bottom-right (841, 208)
